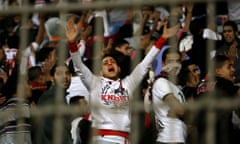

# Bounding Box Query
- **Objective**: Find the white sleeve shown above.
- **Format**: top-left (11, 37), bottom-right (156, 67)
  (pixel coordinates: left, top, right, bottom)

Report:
top-left (124, 46), bottom-right (160, 95)
top-left (152, 78), bottom-right (172, 100)
top-left (70, 52), bottom-right (95, 91)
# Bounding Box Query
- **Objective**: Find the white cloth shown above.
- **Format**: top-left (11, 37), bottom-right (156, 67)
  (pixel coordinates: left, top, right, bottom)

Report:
top-left (228, 1), bottom-right (240, 22)
top-left (44, 17), bottom-right (66, 40)
top-left (155, 7), bottom-right (170, 21)
top-left (71, 117), bottom-right (82, 144)
top-left (202, 28), bottom-right (222, 40)
top-left (161, 62), bottom-right (182, 75)
top-left (152, 78), bottom-right (186, 143)
top-left (93, 135), bottom-right (128, 144)
top-left (179, 35), bottom-right (193, 52)
top-left (66, 75), bottom-right (90, 104)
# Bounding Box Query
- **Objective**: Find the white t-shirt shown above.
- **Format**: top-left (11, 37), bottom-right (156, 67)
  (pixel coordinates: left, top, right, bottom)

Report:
top-left (152, 77), bottom-right (187, 143)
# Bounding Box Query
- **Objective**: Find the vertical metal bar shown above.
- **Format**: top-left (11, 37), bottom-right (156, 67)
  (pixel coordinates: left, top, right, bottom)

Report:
top-left (16, 0), bottom-right (30, 143)
top-left (205, 1), bottom-right (216, 144)
top-left (53, 1), bottom-right (67, 143)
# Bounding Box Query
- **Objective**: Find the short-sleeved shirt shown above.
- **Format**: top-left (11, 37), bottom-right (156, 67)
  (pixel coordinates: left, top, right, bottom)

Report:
top-left (152, 77), bottom-right (186, 143)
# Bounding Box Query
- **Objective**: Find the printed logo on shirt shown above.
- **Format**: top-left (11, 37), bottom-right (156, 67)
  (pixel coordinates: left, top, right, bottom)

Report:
top-left (101, 83), bottom-right (129, 108)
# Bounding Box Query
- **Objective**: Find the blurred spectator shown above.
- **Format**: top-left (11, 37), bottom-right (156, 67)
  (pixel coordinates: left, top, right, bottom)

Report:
top-left (106, 39), bottom-right (132, 78)
top-left (1, 16), bottom-right (20, 49)
top-left (151, 48), bottom-right (186, 143)
top-left (211, 55), bottom-right (240, 144)
top-left (69, 96), bottom-right (89, 144)
top-left (178, 60), bottom-right (201, 100)
top-left (28, 66), bottom-right (48, 106)
top-left (37, 62), bottom-right (72, 144)
top-left (215, 20), bottom-right (240, 83)
top-left (178, 59), bottom-right (201, 144)
top-left (0, 65), bottom-right (32, 144)
top-left (188, 16), bottom-right (210, 79)
top-left (35, 46), bottom-right (57, 85)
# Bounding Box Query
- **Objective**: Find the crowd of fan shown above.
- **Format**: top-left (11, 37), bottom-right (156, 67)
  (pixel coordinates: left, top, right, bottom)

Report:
top-left (0, 0), bottom-right (240, 144)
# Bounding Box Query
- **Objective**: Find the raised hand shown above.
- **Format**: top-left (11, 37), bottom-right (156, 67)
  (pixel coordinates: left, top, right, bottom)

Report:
top-left (185, 2), bottom-right (194, 13)
top-left (66, 17), bottom-right (79, 42)
top-left (81, 25), bottom-right (92, 41)
top-left (161, 21), bottom-right (180, 39)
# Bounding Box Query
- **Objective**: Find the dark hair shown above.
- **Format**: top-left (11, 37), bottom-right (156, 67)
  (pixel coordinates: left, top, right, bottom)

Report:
top-left (4, 16), bottom-right (16, 29)
top-left (213, 55), bottom-right (230, 69)
top-left (223, 20), bottom-right (238, 32)
top-left (36, 47), bottom-right (55, 63)
top-left (189, 16), bottom-right (207, 36)
top-left (68, 59), bottom-right (76, 75)
top-left (1, 65), bottom-right (19, 99)
top-left (118, 24), bottom-right (133, 39)
top-left (110, 39), bottom-right (129, 53)
top-left (28, 66), bottom-right (42, 82)
top-left (102, 53), bottom-right (120, 66)
top-left (102, 51), bottom-right (131, 79)
top-left (50, 62), bottom-right (69, 77)
top-left (162, 48), bottom-right (181, 62)
top-left (178, 59), bottom-right (197, 86)
top-left (69, 96), bottom-right (85, 105)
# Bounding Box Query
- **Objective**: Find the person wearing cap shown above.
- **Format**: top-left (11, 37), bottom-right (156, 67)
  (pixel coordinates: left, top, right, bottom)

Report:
top-left (66, 17), bottom-right (179, 144)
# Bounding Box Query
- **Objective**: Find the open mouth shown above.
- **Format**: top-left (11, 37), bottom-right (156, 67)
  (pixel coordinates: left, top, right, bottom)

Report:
top-left (108, 67), bottom-right (115, 72)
